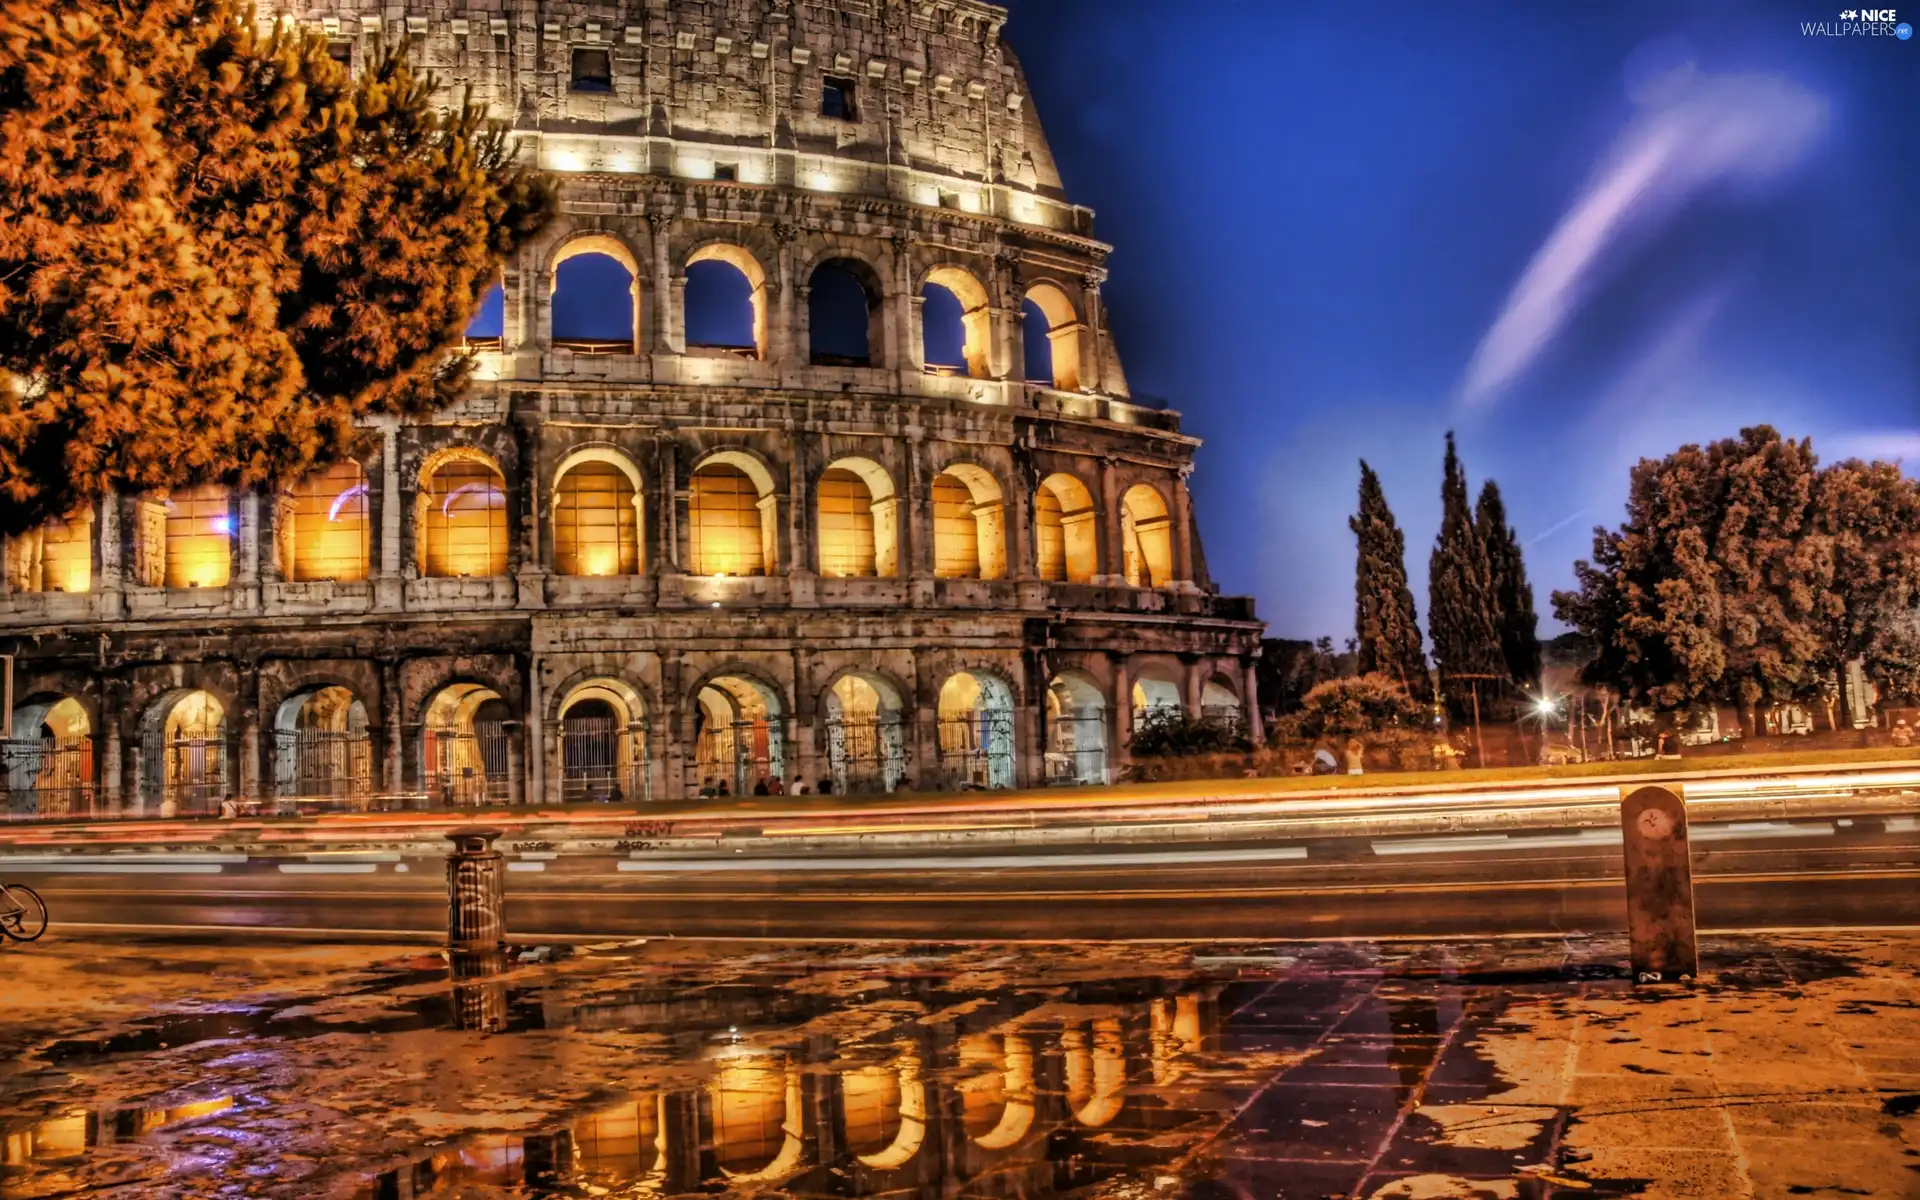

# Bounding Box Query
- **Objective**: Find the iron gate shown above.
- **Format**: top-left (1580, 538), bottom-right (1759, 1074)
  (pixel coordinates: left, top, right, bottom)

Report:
top-left (273, 729), bottom-right (373, 803)
top-left (825, 716), bottom-right (908, 794)
top-left (559, 717), bottom-right (650, 803)
top-left (700, 720), bottom-right (783, 796)
top-left (425, 721), bottom-right (510, 806)
top-left (1, 736), bottom-right (95, 819)
top-left (143, 734), bottom-right (229, 815)
top-left (936, 710), bottom-right (1016, 789)
top-left (1046, 710), bottom-right (1108, 786)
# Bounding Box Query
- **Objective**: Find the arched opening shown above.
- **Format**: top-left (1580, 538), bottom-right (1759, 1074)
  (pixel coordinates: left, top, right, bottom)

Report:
top-left (921, 267), bottom-right (990, 378)
top-left (685, 244), bottom-right (767, 358)
top-left (710, 1054), bottom-right (804, 1181)
top-left (6, 510), bottom-right (92, 594)
top-left (817, 457), bottom-right (898, 579)
top-left (553, 452), bottom-right (643, 577)
top-left (695, 675), bottom-right (784, 796)
top-left (465, 281), bottom-right (505, 351)
top-left (1046, 671), bottom-right (1108, 786)
top-left (808, 260), bottom-right (880, 367)
top-left (823, 673), bottom-right (908, 794)
top-left (420, 453), bottom-right (509, 578)
top-left (551, 235), bottom-right (640, 353)
top-left (1120, 483), bottom-right (1174, 588)
top-left (558, 679), bottom-right (649, 803)
top-left (930, 464), bottom-right (1006, 580)
top-left (1035, 472), bottom-right (1098, 583)
top-left (4, 696), bottom-right (93, 818)
top-left (1022, 283), bottom-right (1083, 390)
top-left (571, 1095), bottom-right (667, 1182)
top-left (1131, 668), bottom-right (1184, 723)
top-left (423, 683), bottom-right (511, 806)
top-left (284, 459), bottom-right (370, 583)
top-left (689, 452), bottom-right (776, 577)
top-left (1150, 994), bottom-right (1206, 1086)
top-left (958, 1033), bottom-right (1035, 1149)
top-left (1202, 676), bottom-right (1244, 735)
top-left (141, 690), bottom-right (226, 815)
top-left (936, 671), bottom-right (1016, 789)
top-left (164, 485), bottom-right (232, 589)
top-left (842, 1044), bottom-right (926, 1169)
top-left (272, 686), bottom-right (372, 804)
top-left (1063, 1019), bottom-right (1127, 1127)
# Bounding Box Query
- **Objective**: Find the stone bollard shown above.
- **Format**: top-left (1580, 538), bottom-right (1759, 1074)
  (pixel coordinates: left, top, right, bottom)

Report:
top-left (1621, 784), bottom-right (1698, 982)
top-left (445, 827), bottom-right (507, 950)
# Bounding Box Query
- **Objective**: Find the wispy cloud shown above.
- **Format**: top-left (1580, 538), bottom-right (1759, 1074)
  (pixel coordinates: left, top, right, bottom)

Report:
top-left (1459, 64), bottom-right (1828, 409)
top-left (1827, 430), bottom-right (1920, 464)
top-left (1524, 508), bottom-right (1591, 549)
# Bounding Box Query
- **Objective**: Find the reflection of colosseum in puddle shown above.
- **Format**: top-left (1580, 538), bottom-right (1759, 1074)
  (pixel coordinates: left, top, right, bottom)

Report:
top-left (0, 0), bottom-right (1264, 817)
top-left (357, 988), bottom-right (1217, 1196)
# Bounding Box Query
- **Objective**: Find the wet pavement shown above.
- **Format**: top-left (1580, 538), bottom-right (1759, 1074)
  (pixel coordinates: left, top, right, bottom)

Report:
top-left (1, 933), bottom-right (1917, 1199)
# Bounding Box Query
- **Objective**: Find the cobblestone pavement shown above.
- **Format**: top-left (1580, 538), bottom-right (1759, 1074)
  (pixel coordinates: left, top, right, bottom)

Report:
top-left (0, 932), bottom-right (1916, 1199)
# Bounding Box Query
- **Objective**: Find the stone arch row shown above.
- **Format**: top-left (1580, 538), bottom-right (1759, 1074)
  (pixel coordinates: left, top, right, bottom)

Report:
top-left (1, 654), bottom-right (1254, 816)
top-left (489, 225), bottom-right (1097, 389)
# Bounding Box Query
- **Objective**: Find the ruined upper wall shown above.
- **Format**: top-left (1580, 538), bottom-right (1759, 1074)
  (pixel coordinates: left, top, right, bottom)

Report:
top-left (259, 0), bottom-right (1068, 199)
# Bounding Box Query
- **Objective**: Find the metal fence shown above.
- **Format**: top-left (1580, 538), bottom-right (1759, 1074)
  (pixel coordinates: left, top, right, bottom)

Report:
top-left (142, 734), bottom-right (230, 815)
top-left (936, 710), bottom-right (1017, 789)
top-left (1, 736), bottom-right (95, 819)
top-left (1046, 710), bottom-right (1109, 786)
top-left (559, 717), bottom-right (651, 803)
top-left (825, 716), bottom-right (909, 794)
top-left (698, 720), bottom-right (784, 796)
top-left (425, 721), bottom-right (511, 807)
top-left (272, 729), bottom-right (373, 803)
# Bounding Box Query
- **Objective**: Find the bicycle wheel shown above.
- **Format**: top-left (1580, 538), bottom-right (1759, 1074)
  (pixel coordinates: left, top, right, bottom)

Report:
top-left (0, 885), bottom-right (48, 942)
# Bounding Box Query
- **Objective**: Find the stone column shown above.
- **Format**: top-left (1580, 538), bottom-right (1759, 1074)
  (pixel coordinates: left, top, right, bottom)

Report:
top-left (786, 433), bottom-right (810, 579)
top-left (1112, 657), bottom-right (1132, 777)
top-left (653, 432), bottom-right (680, 574)
top-left (1172, 468), bottom-right (1198, 592)
top-left (1243, 658), bottom-right (1265, 747)
top-left (382, 660), bottom-right (404, 795)
top-left (771, 223), bottom-right (796, 365)
top-left (99, 683), bottom-right (123, 816)
top-left (514, 413), bottom-right (544, 609)
top-left (235, 491), bottom-right (261, 611)
top-left (97, 491), bottom-right (125, 620)
top-left (648, 213), bottom-right (677, 353)
top-left (790, 646), bottom-right (817, 790)
top-left (239, 677), bottom-right (263, 805)
top-left (526, 653), bottom-right (546, 806)
top-left (893, 235), bottom-right (922, 377)
top-left (505, 721), bottom-right (525, 806)
top-left (1082, 272), bottom-right (1106, 394)
top-left (1097, 456), bottom-right (1123, 586)
top-left (375, 423), bottom-right (405, 611)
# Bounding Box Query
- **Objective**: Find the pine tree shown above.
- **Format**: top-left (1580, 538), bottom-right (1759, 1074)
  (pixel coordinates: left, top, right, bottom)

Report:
top-left (1350, 461), bottom-right (1430, 698)
top-left (1475, 480), bottom-right (1541, 688)
top-left (0, 2), bottom-right (554, 535)
top-left (1428, 433), bottom-right (1503, 708)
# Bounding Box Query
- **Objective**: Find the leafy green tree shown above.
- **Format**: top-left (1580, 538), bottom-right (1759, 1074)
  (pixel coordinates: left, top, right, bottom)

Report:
top-left (1128, 708), bottom-right (1251, 758)
top-left (1867, 603), bottom-right (1920, 704)
top-left (0, 1), bottom-right (553, 536)
top-left (1808, 460), bottom-right (1920, 719)
top-left (1351, 461), bottom-right (1431, 698)
top-left (1295, 673), bottom-right (1428, 740)
top-left (1475, 480), bottom-right (1541, 689)
top-left (1428, 433), bottom-right (1502, 708)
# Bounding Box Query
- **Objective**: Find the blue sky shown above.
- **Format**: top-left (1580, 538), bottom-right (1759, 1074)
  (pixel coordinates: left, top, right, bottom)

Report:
top-left (1000, 0), bottom-right (1917, 640)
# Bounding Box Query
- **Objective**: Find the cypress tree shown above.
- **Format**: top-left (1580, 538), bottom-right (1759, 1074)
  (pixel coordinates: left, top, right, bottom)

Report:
top-left (1428, 433), bottom-right (1503, 707)
top-left (1350, 461), bottom-right (1430, 698)
top-left (1476, 480), bottom-right (1541, 688)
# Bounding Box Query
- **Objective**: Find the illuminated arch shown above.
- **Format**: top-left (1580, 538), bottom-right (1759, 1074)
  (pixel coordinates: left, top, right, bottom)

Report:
top-left (1120, 483), bottom-right (1174, 588)
top-left (418, 450), bottom-right (509, 578)
top-left (6, 509), bottom-right (92, 594)
top-left (1063, 1018), bottom-right (1127, 1128)
top-left (1035, 472), bottom-right (1098, 583)
top-left (141, 689), bottom-right (228, 814)
top-left (694, 671), bottom-right (786, 795)
top-left (922, 264), bottom-right (992, 378)
top-left (552, 446), bottom-right (644, 577)
top-left (551, 232), bottom-right (642, 352)
top-left (422, 681), bottom-right (511, 805)
top-left (1130, 662), bottom-right (1184, 717)
top-left (1202, 676), bottom-right (1243, 720)
top-left (937, 669), bottom-right (1017, 789)
top-left (1022, 281), bottom-right (1083, 390)
top-left (711, 1054), bottom-right (805, 1183)
top-left (271, 685), bottom-right (372, 801)
top-left (1046, 670), bottom-right (1108, 786)
top-left (959, 1033), bottom-right (1036, 1150)
top-left (930, 462), bottom-right (1007, 580)
top-left (685, 242), bottom-right (769, 358)
top-left (163, 485), bottom-right (232, 590)
top-left (689, 450), bottom-right (778, 577)
top-left (821, 671), bottom-right (909, 794)
top-left (843, 1044), bottom-right (927, 1169)
top-left (284, 459), bottom-right (370, 583)
top-left (817, 456), bottom-right (898, 579)
top-left (5, 695), bottom-right (94, 817)
top-left (556, 676), bottom-right (649, 804)
top-left (807, 256), bottom-right (885, 367)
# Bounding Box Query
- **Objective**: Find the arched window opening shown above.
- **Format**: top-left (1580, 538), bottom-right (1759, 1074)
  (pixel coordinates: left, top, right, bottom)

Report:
top-left (823, 674), bottom-right (907, 794)
top-left (685, 245), bottom-right (768, 358)
top-left (423, 683), bottom-right (510, 806)
top-left (936, 671), bottom-right (1016, 789)
top-left (571, 1097), bottom-right (666, 1179)
top-left (931, 465), bottom-right (1006, 580)
top-left (141, 690), bottom-right (227, 816)
top-left (1023, 283), bottom-right (1083, 390)
top-left (1201, 677), bottom-right (1245, 736)
top-left (809, 262), bottom-right (877, 366)
top-left (1120, 484), bottom-right (1174, 588)
top-left (273, 686), bottom-right (372, 804)
top-left (695, 675), bottom-right (784, 797)
top-left (1046, 672), bottom-right (1107, 786)
top-left (4, 696), bottom-right (94, 818)
top-left (554, 458), bottom-right (641, 577)
top-left (843, 1046), bottom-right (926, 1169)
top-left (558, 680), bottom-right (649, 803)
top-left (552, 239), bottom-right (640, 353)
top-left (921, 267), bottom-right (990, 378)
top-left (1063, 1018), bottom-right (1128, 1127)
top-left (1131, 671), bottom-right (1183, 724)
top-left (689, 457), bottom-right (775, 577)
top-left (6, 510), bottom-right (92, 595)
top-left (285, 459), bottom-right (370, 583)
top-left (959, 1034), bottom-right (1036, 1150)
top-left (164, 485), bottom-right (232, 590)
top-left (421, 456), bottom-right (508, 578)
top-left (711, 1056), bottom-right (804, 1181)
top-left (1035, 473), bottom-right (1098, 583)
top-left (465, 281), bottom-right (506, 350)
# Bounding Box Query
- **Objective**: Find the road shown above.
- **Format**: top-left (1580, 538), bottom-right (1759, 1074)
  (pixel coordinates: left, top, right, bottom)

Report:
top-left (20, 813), bottom-right (1920, 942)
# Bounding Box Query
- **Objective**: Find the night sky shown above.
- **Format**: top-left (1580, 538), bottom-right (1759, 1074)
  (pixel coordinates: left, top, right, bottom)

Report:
top-left (1000, 0), bottom-right (1917, 641)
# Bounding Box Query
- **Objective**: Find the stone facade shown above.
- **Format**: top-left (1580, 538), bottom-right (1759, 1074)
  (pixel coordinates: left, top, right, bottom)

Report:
top-left (0, 0), bottom-right (1262, 816)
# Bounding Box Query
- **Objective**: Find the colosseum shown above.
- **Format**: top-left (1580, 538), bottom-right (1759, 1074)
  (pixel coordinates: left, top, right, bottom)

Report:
top-left (0, 0), bottom-right (1263, 816)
